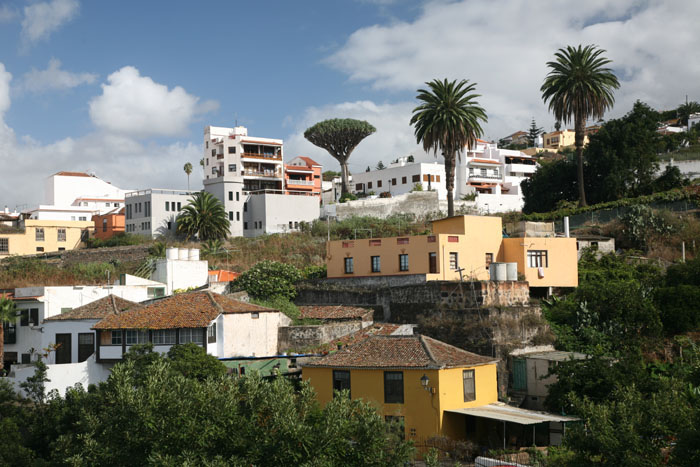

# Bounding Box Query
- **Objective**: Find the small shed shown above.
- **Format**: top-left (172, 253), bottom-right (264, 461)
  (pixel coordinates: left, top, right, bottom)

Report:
top-left (575, 235), bottom-right (615, 258)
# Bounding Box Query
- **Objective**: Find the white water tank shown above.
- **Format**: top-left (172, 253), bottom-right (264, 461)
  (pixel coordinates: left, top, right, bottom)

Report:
top-left (166, 248), bottom-right (179, 260)
top-left (188, 248), bottom-right (200, 261)
top-left (489, 262), bottom-right (507, 281)
top-left (506, 262), bottom-right (518, 281)
top-left (178, 248), bottom-right (189, 260)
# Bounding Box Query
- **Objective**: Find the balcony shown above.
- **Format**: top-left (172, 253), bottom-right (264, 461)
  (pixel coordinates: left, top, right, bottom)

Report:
top-left (241, 152), bottom-right (282, 162)
top-left (286, 179), bottom-right (315, 186)
top-left (505, 163), bottom-right (537, 175)
top-left (243, 169), bottom-right (282, 178)
top-left (469, 173), bottom-right (502, 180)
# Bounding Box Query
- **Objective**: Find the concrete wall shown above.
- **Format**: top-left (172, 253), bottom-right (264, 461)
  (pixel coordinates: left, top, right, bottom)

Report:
top-left (152, 255), bottom-right (209, 294)
top-left (221, 311), bottom-right (281, 357)
top-left (278, 321), bottom-right (364, 352)
top-left (7, 354), bottom-right (112, 397)
top-left (350, 162), bottom-right (447, 199)
top-left (243, 192), bottom-right (320, 237)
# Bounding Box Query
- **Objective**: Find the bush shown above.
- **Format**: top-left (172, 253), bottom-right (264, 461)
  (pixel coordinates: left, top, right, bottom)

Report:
top-left (302, 264), bottom-right (327, 280)
top-left (86, 233), bottom-right (149, 249)
top-left (233, 260), bottom-right (303, 300)
top-left (339, 192), bottom-right (358, 203)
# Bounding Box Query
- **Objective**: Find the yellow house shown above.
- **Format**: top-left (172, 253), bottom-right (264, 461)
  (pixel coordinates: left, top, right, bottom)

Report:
top-left (541, 130), bottom-right (589, 151)
top-left (302, 334), bottom-right (499, 442)
top-left (326, 215), bottom-right (578, 288)
top-left (0, 219), bottom-right (93, 257)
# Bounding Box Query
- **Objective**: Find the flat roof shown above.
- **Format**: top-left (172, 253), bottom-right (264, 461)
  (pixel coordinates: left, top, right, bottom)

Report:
top-left (522, 351), bottom-right (588, 362)
top-left (446, 403), bottom-right (579, 425)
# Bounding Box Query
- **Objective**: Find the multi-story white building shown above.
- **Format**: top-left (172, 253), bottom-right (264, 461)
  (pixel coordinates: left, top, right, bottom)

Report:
top-left (124, 188), bottom-right (198, 238)
top-left (351, 157), bottom-right (447, 199)
top-left (203, 125), bottom-right (321, 237)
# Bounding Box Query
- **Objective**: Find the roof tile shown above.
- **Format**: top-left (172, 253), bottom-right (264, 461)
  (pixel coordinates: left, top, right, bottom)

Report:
top-left (45, 295), bottom-right (142, 321)
top-left (299, 305), bottom-right (372, 321)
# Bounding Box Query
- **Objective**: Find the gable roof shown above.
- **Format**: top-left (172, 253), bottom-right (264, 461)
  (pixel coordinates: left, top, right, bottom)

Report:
top-left (45, 295), bottom-right (143, 321)
top-left (93, 291), bottom-right (277, 330)
top-left (299, 305), bottom-right (372, 321)
top-left (304, 334), bottom-right (497, 370)
top-left (298, 156), bottom-right (321, 167)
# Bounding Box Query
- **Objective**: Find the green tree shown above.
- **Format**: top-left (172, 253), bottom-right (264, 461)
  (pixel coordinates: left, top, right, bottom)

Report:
top-left (410, 78), bottom-right (487, 217)
top-left (676, 100), bottom-right (700, 126)
top-left (554, 120), bottom-right (562, 131)
top-left (527, 118), bottom-right (543, 147)
top-left (521, 158), bottom-right (578, 213)
top-left (234, 260), bottom-right (303, 300)
top-left (304, 119), bottom-right (377, 196)
top-left (183, 162), bottom-right (193, 190)
top-left (407, 154), bottom-right (415, 162)
top-left (167, 343), bottom-right (227, 381)
top-left (0, 296), bottom-right (17, 372)
top-left (322, 170), bottom-right (341, 181)
top-left (176, 191), bottom-right (230, 241)
top-left (541, 44), bottom-right (620, 207)
top-left (376, 160), bottom-right (385, 170)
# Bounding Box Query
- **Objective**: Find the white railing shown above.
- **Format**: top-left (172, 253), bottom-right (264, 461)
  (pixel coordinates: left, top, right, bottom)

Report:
top-left (286, 179), bottom-right (315, 186)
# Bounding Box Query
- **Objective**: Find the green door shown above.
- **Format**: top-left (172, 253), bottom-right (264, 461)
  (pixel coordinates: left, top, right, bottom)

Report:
top-left (513, 358), bottom-right (527, 391)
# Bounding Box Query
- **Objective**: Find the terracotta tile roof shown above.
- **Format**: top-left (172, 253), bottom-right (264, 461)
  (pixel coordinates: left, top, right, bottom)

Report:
top-left (45, 295), bottom-right (143, 321)
top-left (304, 334), bottom-right (497, 370)
top-left (470, 158), bottom-right (501, 165)
top-left (93, 291), bottom-right (277, 330)
top-left (299, 305), bottom-right (373, 321)
top-left (298, 156), bottom-right (321, 167)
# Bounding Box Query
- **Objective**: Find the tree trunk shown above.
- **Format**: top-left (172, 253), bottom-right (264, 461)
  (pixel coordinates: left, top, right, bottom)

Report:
top-left (340, 162), bottom-right (350, 197)
top-left (575, 114), bottom-right (587, 207)
top-left (444, 153), bottom-right (455, 217)
top-left (0, 325), bottom-right (4, 371)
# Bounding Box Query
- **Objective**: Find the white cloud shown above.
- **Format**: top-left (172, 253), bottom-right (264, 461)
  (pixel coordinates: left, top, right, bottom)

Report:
top-left (0, 63), bottom-right (11, 118)
top-left (17, 58), bottom-right (97, 94)
top-left (327, 0), bottom-right (700, 139)
top-left (21, 0), bottom-right (79, 47)
top-left (285, 100), bottom-right (439, 175)
top-left (0, 4), bottom-right (18, 22)
top-left (89, 66), bottom-right (218, 138)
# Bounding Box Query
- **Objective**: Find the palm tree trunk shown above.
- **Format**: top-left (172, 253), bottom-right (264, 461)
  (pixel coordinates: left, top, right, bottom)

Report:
top-left (0, 325), bottom-right (4, 371)
top-left (340, 162), bottom-right (350, 197)
top-left (575, 114), bottom-right (587, 207)
top-left (444, 153), bottom-right (455, 217)
top-left (187, 174), bottom-right (190, 191)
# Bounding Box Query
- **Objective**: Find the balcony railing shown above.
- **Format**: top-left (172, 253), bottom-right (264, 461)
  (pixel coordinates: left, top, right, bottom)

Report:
top-left (241, 153), bottom-right (282, 161)
top-left (469, 173), bottom-right (501, 180)
top-left (243, 170), bottom-right (282, 178)
top-left (286, 179), bottom-right (315, 186)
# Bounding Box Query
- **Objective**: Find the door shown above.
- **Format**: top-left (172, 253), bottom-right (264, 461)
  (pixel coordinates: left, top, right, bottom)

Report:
top-left (513, 358), bottom-right (527, 391)
top-left (78, 333), bottom-right (95, 362)
top-left (428, 252), bottom-right (437, 274)
top-left (55, 333), bottom-right (72, 364)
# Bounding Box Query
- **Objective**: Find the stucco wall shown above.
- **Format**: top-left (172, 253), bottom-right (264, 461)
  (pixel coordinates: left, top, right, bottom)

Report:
top-left (222, 311), bottom-right (281, 357)
top-left (7, 354), bottom-right (112, 397)
top-left (277, 321), bottom-right (363, 352)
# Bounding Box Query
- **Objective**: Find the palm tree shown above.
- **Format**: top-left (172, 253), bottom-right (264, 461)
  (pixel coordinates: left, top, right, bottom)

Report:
top-left (410, 79), bottom-right (487, 217)
top-left (183, 162), bottom-right (193, 190)
top-left (541, 44), bottom-right (620, 206)
top-left (176, 191), bottom-right (230, 241)
top-left (0, 296), bottom-right (17, 372)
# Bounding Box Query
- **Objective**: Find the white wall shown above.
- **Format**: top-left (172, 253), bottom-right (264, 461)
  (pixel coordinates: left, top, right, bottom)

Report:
top-left (31, 205), bottom-right (97, 221)
top-left (41, 319), bottom-right (99, 364)
top-left (8, 354), bottom-right (112, 398)
top-left (222, 312), bottom-right (281, 357)
top-left (46, 173), bottom-right (129, 207)
top-left (475, 192), bottom-right (524, 213)
top-left (243, 193), bottom-right (320, 237)
top-left (152, 256), bottom-right (209, 294)
top-left (351, 162), bottom-right (447, 199)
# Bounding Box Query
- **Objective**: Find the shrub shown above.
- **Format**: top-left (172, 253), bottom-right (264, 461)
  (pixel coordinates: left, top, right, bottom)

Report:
top-left (86, 233), bottom-right (148, 249)
top-left (339, 192), bottom-right (358, 203)
top-left (233, 260), bottom-right (303, 300)
top-left (302, 264), bottom-right (327, 280)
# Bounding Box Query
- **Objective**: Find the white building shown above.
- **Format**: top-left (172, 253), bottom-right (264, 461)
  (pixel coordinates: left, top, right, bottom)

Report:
top-left (124, 188), bottom-right (198, 238)
top-left (203, 125), bottom-right (321, 237)
top-left (351, 157), bottom-right (447, 199)
top-left (688, 112), bottom-right (700, 131)
top-left (29, 171), bottom-right (131, 221)
top-left (151, 247), bottom-right (209, 294)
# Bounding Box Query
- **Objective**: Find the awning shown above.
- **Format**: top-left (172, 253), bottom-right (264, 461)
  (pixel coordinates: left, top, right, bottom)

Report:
top-left (446, 403), bottom-right (579, 425)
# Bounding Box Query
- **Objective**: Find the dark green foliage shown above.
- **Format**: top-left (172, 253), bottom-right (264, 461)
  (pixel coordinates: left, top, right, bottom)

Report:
top-left (19, 359), bottom-right (50, 405)
top-left (656, 258), bottom-right (700, 335)
top-left (322, 170), bottom-right (341, 181)
top-left (301, 264), bottom-right (327, 280)
top-left (521, 159), bottom-right (578, 213)
top-left (339, 192), bottom-right (358, 203)
top-left (527, 118), bottom-right (543, 147)
top-left (233, 260), bottom-right (303, 300)
top-left (618, 205), bottom-right (675, 250)
top-left (176, 191), bottom-right (230, 241)
top-left (167, 343), bottom-right (227, 381)
top-left (376, 160), bottom-right (386, 170)
top-left (304, 214), bottom-right (428, 240)
top-left (86, 233), bottom-right (149, 249)
top-left (653, 165), bottom-right (688, 192)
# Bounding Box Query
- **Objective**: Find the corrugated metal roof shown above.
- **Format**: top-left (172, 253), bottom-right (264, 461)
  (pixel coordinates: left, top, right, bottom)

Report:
top-left (446, 403), bottom-right (579, 425)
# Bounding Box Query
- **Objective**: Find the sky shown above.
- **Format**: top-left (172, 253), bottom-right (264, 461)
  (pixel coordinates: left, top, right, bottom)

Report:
top-left (0, 0), bottom-right (699, 209)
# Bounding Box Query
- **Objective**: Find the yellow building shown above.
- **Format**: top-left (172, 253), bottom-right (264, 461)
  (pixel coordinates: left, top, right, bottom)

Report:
top-left (302, 334), bottom-right (499, 442)
top-left (326, 215), bottom-right (578, 288)
top-left (542, 130), bottom-right (589, 151)
top-left (0, 219), bottom-right (93, 257)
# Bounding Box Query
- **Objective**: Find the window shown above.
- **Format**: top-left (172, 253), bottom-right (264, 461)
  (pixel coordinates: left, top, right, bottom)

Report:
top-left (229, 191), bottom-right (233, 201)
top-left (179, 328), bottom-right (204, 345)
top-left (371, 256), bottom-right (381, 273)
top-left (384, 371), bottom-right (404, 403)
top-left (377, 180), bottom-right (382, 188)
top-left (368, 182), bottom-right (372, 189)
top-left (35, 228), bottom-right (44, 241)
top-left (369, 239), bottom-right (381, 246)
top-left (207, 323), bottom-right (217, 343)
top-left (165, 201), bottom-right (170, 211)
top-left (294, 221), bottom-right (299, 229)
top-left (449, 252), bottom-right (459, 270)
top-left (21, 353), bottom-right (31, 364)
top-left (57, 228), bottom-right (66, 241)
top-left (485, 253), bottom-right (493, 270)
top-left (251, 312), bottom-right (259, 319)
top-left (211, 149), bottom-right (216, 157)
top-left (125, 330), bottom-right (148, 345)
top-left (244, 222), bottom-right (248, 229)
top-left (427, 235), bottom-right (436, 243)
top-left (29, 308), bottom-right (39, 326)
top-left (342, 241), bottom-right (354, 248)
top-left (177, 202), bottom-right (181, 211)
top-left (79, 217), bottom-right (87, 222)
top-left (229, 211), bottom-right (233, 221)
top-left (527, 250), bottom-right (548, 268)
top-left (20, 309), bottom-right (31, 326)
top-left (344, 257), bottom-right (354, 274)
top-left (167, 221), bottom-right (172, 230)
top-left (212, 167), bottom-right (217, 175)
top-left (236, 192), bottom-right (240, 201)
top-left (147, 287), bottom-right (166, 299)
top-left (397, 237), bottom-right (409, 245)
top-left (244, 202), bottom-right (248, 212)
top-left (3, 322), bottom-right (16, 344)
top-left (229, 164), bottom-right (237, 172)
top-left (110, 330), bottom-right (122, 345)
top-left (392, 178), bottom-right (397, 185)
top-left (402, 176), bottom-right (407, 184)
top-left (412, 174), bottom-right (420, 182)
top-left (78, 333), bottom-right (95, 362)
top-left (398, 254), bottom-right (409, 271)
top-left (289, 221), bottom-right (293, 229)
top-left (448, 235), bottom-right (459, 243)
top-left (333, 370), bottom-right (351, 397)
top-left (463, 369), bottom-right (476, 402)
top-left (355, 183), bottom-right (363, 191)
top-left (228, 146), bottom-right (236, 154)
top-left (102, 219), bottom-right (108, 232)
top-left (236, 212), bottom-right (240, 221)
top-left (152, 329), bottom-right (176, 345)
top-left (36, 247), bottom-right (44, 252)
top-left (429, 252), bottom-right (437, 273)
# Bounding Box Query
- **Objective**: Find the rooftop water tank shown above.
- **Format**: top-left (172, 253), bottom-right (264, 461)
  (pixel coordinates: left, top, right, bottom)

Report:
top-left (188, 248), bottom-right (200, 261)
top-left (506, 262), bottom-right (518, 281)
top-left (489, 262), bottom-right (507, 281)
top-left (166, 248), bottom-right (178, 260)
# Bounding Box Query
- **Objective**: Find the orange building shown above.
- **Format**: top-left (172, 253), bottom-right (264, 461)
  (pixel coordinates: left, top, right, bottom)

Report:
top-left (92, 208), bottom-right (125, 240)
top-left (284, 156), bottom-right (322, 196)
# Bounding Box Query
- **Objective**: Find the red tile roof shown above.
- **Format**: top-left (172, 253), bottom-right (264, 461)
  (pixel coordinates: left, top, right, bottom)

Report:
top-left (299, 305), bottom-right (373, 321)
top-left (470, 158), bottom-right (501, 165)
top-left (298, 156), bottom-right (321, 167)
top-left (93, 291), bottom-right (277, 330)
top-left (45, 295), bottom-right (142, 321)
top-left (304, 334), bottom-right (497, 369)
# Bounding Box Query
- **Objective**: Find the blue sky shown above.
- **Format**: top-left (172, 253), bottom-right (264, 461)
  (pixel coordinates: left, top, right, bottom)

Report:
top-left (1, 0), bottom-right (698, 208)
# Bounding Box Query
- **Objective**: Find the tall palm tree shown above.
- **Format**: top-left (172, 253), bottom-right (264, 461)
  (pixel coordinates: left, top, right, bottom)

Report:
top-left (183, 162), bottom-right (193, 190)
top-left (0, 296), bottom-right (17, 372)
top-left (176, 191), bottom-right (230, 241)
top-left (541, 44), bottom-right (620, 206)
top-left (410, 79), bottom-right (487, 217)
